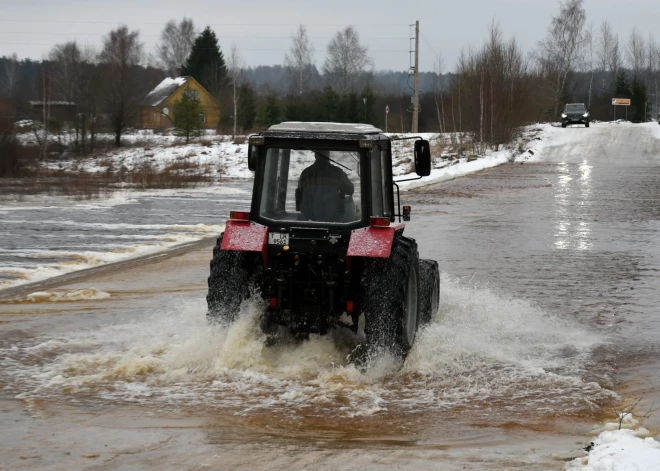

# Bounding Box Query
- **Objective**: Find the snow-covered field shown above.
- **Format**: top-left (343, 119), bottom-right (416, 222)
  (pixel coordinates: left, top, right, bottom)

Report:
top-left (18, 124), bottom-right (554, 184)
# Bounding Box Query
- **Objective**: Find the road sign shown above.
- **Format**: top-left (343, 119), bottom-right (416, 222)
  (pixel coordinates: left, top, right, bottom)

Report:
top-left (385, 105), bottom-right (390, 115)
top-left (612, 98), bottom-right (631, 106)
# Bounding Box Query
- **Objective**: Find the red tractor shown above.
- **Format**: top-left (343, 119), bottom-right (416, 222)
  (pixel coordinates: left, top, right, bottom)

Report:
top-left (207, 122), bottom-right (439, 358)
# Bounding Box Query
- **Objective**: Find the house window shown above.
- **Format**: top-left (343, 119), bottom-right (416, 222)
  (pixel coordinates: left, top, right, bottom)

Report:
top-left (153, 113), bottom-right (160, 124)
top-left (185, 90), bottom-right (199, 100)
top-left (200, 111), bottom-right (206, 124)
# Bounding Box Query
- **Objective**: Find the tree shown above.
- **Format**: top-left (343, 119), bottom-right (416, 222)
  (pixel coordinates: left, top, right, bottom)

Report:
top-left (539, 0), bottom-right (587, 115)
top-left (1, 53), bottom-right (19, 98)
top-left (323, 26), bottom-right (373, 94)
top-left (227, 43), bottom-right (242, 138)
top-left (172, 88), bottom-right (204, 143)
top-left (626, 28), bottom-right (646, 75)
top-left (237, 83), bottom-right (256, 131)
top-left (630, 73), bottom-right (649, 122)
top-left (614, 69), bottom-right (631, 98)
top-left (181, 27), bottom-right (226, 98)
top-left (284, 24), bottom-right (314, 94)
top-left (49, 42), bottom-right (82, 104)
top-left (316, 86), bottom-right (340, 121)
top-left (156, 18), bottom-right (196, 77)
top-left (99, 25), bottom-right (143, 147)
top-left (598, 21), bottom-right (616, 94)
top-left (254, 93), bottom-right (280, 129)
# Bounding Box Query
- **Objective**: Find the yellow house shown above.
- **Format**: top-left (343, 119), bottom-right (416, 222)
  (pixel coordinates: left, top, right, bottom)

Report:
top-left (139, 76), bottom-right (220, 129)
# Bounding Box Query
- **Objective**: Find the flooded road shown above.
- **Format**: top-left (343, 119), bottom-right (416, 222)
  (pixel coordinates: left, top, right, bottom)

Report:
top-left (1, 123), bottom-right (659, 469)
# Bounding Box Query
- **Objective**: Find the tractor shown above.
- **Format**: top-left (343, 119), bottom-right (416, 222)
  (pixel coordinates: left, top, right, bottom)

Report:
top-left (207, 122), bottom-right (440, 358)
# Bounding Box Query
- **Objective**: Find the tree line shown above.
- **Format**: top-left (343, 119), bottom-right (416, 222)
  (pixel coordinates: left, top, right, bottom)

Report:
top-left (0, 0), bottom-right (658, 156)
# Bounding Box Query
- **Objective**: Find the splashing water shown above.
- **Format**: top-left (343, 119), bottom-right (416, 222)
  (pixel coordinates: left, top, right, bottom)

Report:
top-left (0, 274), bottom-right (615, 420)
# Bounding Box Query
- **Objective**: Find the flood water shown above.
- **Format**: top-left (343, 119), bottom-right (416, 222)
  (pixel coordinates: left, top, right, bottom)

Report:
top-left (1, 124), bottom-right (659, 469)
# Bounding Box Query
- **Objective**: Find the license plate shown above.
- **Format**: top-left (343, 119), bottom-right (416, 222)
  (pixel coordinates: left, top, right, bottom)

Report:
top-left (268, 232), bottom-right (289, 246)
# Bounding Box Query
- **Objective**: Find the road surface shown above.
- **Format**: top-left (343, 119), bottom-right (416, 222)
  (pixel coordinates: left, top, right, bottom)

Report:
top-left (1, 122), bottom-right (659, 470)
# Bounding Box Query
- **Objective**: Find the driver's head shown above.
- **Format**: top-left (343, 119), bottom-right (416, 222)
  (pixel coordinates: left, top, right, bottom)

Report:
top-left (314, 151), bottom-right (329, 162)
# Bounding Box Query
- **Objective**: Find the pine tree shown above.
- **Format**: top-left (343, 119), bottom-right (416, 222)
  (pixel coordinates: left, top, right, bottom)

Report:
top-left (614, 69), bottom-right (631, 99)
top-left (180, 27), bottom-right (227, 97)
top-left (316, 86), bottom-right (340, 122)
top-left (630, 73), bottom-right (649, 123)
top-left (172, 88), bottom-right (204, 143)
top-left (237, 84), bottom-right (256, 132)
top-left (254, 94), bottom-right (281, 129)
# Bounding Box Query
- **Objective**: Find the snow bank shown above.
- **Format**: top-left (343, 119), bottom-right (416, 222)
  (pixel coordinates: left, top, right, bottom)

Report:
top-left (567, 414), bottom-right (660, 470)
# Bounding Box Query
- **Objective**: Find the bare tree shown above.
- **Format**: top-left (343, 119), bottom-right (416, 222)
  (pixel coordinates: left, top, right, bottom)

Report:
top-left (432, 54), bottom-right (446, 133)
top-left (227, 43), bottom-right (242, 138)
top-left (99, 25), bottom-right (143, 147)
top-left (1, 53), bottom-right (18, 97)
top-left (539, 0), bottom-right (587, 115)
top-left (284, 24), bottom-right (314, 95)
top-left (626, 27), bottom-right (646, 75)
top-left (648, 35), bottom-right (660, 117)
top-left (323, 26), bottom-right (373, 94)
top-left (156, 18), bottom-right (196, 77)
top-left (49, 42), bottom-right (83, 103)
top-left (584, 22), bottom-right (595, 107)
top-left (597, 21), bottom-right (615, 94)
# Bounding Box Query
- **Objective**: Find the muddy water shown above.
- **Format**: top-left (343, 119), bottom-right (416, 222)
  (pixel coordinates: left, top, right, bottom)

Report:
top-left (1, 124), bottom-right (659, 469)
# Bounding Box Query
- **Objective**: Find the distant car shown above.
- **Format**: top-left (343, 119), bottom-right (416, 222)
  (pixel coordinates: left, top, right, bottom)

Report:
top-left (561, 103), bottom-right (590, 128)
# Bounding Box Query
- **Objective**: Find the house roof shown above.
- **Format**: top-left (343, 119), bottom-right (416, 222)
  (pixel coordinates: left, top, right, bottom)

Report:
top-left (141, 76), bottom-right (190, 107)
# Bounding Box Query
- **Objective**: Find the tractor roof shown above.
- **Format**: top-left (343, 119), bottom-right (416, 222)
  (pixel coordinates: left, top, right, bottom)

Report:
top-left (268, 122), bottom-right (383, 134)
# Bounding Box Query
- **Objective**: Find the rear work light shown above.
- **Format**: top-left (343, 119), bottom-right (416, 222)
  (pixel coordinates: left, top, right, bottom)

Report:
top-left (370, 216), bottom-right (391, 227)
top-left (230, 211), bottom-right (250, 221)
top-left (249, 136), bottom-right (264, 146)
top-left (359, 139), bottom-right (373, 149)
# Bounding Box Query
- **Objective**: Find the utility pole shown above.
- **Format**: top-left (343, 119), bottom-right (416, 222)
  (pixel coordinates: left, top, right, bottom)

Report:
top-left (412, 20), bottom-right (420, 133)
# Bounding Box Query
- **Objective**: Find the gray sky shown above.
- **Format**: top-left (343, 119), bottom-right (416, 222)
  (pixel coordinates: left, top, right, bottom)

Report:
top-left (1, 0), bottom-right (658, 72)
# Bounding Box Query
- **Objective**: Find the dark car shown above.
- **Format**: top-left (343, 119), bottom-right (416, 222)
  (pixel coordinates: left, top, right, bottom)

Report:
top-left (561, 103), bottom-right (590, 128)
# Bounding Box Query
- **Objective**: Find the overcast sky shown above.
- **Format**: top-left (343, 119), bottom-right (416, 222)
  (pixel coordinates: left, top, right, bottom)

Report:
top-left (1, 0), bottom-right (658, 72)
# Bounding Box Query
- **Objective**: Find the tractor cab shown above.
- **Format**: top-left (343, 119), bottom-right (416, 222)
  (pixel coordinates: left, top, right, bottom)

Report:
top-left (247, 122), bottom-right (430, 232)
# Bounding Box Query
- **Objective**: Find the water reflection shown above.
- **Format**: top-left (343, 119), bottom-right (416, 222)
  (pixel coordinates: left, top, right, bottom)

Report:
top-left (553, 160), bottom-right (593, 251)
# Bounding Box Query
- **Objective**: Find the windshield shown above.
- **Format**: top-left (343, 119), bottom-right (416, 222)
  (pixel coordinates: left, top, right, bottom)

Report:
top-left (565, 104), bottom-right (586, 112)
top-left (258, 147), bottom-right (362, 224)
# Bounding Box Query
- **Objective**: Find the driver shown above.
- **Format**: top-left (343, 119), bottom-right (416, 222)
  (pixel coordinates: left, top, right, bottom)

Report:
top-left (296, 151), bottom-right (354, 221)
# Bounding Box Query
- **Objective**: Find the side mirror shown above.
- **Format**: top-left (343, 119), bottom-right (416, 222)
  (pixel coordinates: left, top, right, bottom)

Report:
top-left (247, 144), bottom-right (257, 171)
top-left (402, 205), bottom-right (411, 221)
top-left (414, 140), bottom-right (431, 177)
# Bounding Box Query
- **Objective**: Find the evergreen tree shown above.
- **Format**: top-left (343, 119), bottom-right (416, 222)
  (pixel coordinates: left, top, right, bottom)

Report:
top-left (614, 69), bottom-right (631, 98)
top-left (172, 88), bottom-right (204, 143)
top-left (254, 94), bottom-right (281, 129)
top-left (283, 94), bottom-right (309, 121)
top-left (316, 86), bottom-right (340, 122)
top-left (630, 73), bottom-right (650, 122)
top-left (180, 27), bottom-right (227, 97)
top-left (339, 92), bottom-right (360, 123)
top-left (237, 84), bottom-right (256, 132)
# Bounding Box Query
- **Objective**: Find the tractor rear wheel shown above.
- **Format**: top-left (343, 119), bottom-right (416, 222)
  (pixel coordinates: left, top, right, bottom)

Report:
top-left (419, 259), bottom-right (440, 326)
top-left (206, 234), bottom-right (263, 324)
top-left (362, 237), bottom-right (421, 358)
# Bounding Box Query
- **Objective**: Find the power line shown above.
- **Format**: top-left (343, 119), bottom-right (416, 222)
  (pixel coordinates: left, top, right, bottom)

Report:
top-left (0, 19), bottom-right (407, 27)
top-left (0, 31), bottom-right (408, 40)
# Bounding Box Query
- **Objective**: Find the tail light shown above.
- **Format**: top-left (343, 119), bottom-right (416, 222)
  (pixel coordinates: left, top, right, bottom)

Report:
top-left (230, 211), bottom-right (250, 221)
top-left (370, 217), bottom-right (390, 227)
top-left (270, 297), bottom-right (277, 308)
top-left (346, 300), bottom-right (354, 313)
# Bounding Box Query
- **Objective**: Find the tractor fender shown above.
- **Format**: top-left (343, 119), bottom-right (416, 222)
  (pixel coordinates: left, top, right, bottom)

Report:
top-left (347, 224), bottom-right (405, 258)
top-left (220, 220), bottom-right (268, 265)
